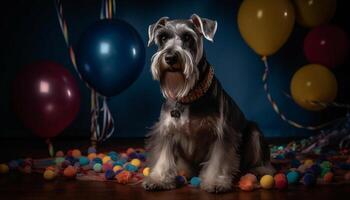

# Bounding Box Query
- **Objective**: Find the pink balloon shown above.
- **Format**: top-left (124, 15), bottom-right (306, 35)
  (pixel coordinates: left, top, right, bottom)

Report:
top-left (304, 25), bottom-right (349, 68)
top-left (12, 61), bottom-right (81, 138)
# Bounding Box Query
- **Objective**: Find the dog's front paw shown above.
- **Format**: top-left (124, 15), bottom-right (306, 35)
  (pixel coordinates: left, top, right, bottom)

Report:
top-left (200, 177), bottom-right (233, 193)
top-left (142, 176), bottom-right (176, 191)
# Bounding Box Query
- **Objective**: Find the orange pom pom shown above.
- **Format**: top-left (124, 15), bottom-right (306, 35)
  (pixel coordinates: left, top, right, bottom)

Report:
top-left (63, 166), bottom-right (77, 178)
top-left (323, 172), bottom-right (334, 183)
top-left (126, 148), bottom-right (135, 155)
top-left (116, 171), bottom-right (132, 184)
top-left (72, 149), bottom-right (82, 158)
top-left (88, 153), bottom-right (97, 160)
top-left (239, 173), bottom-right (257, 191)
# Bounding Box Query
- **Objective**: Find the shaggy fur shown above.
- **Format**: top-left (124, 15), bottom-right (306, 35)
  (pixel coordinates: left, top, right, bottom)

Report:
top-left (143, 14), bottom-right (274, 193)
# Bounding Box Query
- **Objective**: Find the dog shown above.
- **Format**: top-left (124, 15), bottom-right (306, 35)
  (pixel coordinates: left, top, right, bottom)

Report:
top-left (143, 14), bottom-right (275, 193)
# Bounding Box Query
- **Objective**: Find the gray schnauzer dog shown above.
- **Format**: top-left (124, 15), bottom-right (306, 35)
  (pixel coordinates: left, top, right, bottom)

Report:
top-left (143, 14), bottom-right (274, 193)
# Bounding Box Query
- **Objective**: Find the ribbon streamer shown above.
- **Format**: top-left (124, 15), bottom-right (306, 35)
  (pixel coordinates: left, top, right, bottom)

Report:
top-left (261, 56), bottom-right (346, 130)
top-left (54, 0), bottom-right (116, 145)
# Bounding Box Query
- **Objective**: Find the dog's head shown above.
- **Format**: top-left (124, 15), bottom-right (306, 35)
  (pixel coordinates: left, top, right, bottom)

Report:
top-left (148, 14), bottom-right (217, 100)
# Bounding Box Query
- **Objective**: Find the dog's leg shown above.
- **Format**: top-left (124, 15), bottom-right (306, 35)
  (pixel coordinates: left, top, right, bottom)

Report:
top-left (242, 121), bottom-right (275, 176)
top-left (199, 138), bottom-right (239, 193)
top-left (143, 133), bottom-right (177, 191)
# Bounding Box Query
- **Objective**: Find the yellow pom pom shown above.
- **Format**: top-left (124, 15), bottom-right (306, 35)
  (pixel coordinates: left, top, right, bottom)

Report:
top-left (72, 149), bottom-right (82, 158)
top-left (43, 170), bottom-right (56, 180)
top-left (143, 167), bottom-right (150, 176)
top-left (102, 156), bottom-right (111, 164)
top-left (113, 165), bottom-right (123, 172)
top-left (0, 164), bottom-right (9, 174)
top-left (130, 159), bottom-right (141, 167)
top-left (304, 159), bottom-right (314, 168)
top-left (88, 153), bottom-right (97, 160)
top-left (260, 175), bottom-right (274, 189)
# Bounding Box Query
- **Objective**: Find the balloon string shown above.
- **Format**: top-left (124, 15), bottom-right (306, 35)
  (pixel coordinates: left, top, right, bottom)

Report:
top-left (54, 0), bottom-right (116, 146)
top-left (261, 56), bottom-right (344, 130)
top-left (45, 139), bottom-right (54, 157)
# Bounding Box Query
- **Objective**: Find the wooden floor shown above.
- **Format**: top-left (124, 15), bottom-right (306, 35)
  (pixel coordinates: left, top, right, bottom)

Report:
top-left (0, 138), bottom-right (349, 200)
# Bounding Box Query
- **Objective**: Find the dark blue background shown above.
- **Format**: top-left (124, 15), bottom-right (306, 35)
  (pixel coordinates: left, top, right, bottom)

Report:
top-left (1, 0), bottom-right (349, 139)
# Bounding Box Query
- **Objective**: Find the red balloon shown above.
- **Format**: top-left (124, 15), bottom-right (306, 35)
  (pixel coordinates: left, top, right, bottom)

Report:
top-left (12, 61), bottom-right (80, 138)
top-left (304, 25), bottom-right (349, 68)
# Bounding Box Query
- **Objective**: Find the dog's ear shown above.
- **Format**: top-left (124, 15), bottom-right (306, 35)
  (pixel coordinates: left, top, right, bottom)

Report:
top-left (190, 14), bottom-right (217, 42)
top-left (148, 17), bottom-right (169, 47)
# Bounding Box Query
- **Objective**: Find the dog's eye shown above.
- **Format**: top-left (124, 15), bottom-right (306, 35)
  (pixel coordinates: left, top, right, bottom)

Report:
top-left (182, 34), bottom-right (193, 42)
top-left (158, 34), bottom-right (169, 44)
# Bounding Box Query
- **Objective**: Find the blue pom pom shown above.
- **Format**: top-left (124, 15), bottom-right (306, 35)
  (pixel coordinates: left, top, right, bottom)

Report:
top-left (92, 157), bottom-right (103, 165)
top-left (125, 163), bottom-right (138, 172)
top-left (110, 154), bottom-right (119, 161)
top-left (65, 156), bottom-right (78, 164)
top-left (79, 156), bottom-right (90, 166)
top-left (8, 160), bottom-right (19, 170)
top-left (287, 171), bottom-right (300, 184)
top-left (87, 146), bottom-right (97, 154)
top-left (175, 176), bottom-right (187, 185)
top-left (105, 169), bottom-right (116, 180)
top-left (190, 177), bottom-right (201, 187)
top-left (137, 153), bottom-right (146, 161)
top-left (128, 152), bottom-right (138, 160)
top-left (114, 159), bottom-right (126, 166)
top-left (303, 173), bottom-right (316, 186)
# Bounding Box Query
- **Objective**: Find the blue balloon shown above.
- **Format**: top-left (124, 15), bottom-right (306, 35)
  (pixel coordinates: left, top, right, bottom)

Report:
top-left (76, 19), bottom-right (145, 97)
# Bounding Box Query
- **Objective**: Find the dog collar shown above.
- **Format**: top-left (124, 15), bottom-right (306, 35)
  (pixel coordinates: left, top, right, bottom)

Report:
top-left (178, 66), bottom-right (214, 104)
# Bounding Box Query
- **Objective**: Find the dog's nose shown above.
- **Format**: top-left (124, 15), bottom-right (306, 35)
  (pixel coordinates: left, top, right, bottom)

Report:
top-left (164, 53), bottom-right (178, 65)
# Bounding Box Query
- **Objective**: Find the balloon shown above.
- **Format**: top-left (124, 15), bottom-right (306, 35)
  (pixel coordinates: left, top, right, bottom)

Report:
top-left (304, 25), bottom-right (349, 68)
top-left (12, 61), bottom-right (80, 138)
top-left (290, 64), bottom-right (337, 111)
top-left (76, 19), bottom-right (145, 97)
top-left (237, 0), bottom-right (295, 56)
top-left (294, 0), bottom-right (336, 28)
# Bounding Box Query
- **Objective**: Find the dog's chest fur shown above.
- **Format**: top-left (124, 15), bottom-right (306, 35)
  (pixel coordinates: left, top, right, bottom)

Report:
top-left (160, 99), bottom-right (219, 162)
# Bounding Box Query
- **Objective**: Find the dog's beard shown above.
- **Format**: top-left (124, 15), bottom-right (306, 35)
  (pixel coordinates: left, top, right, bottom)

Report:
top-left (151, 48), bottom-right (199, 100)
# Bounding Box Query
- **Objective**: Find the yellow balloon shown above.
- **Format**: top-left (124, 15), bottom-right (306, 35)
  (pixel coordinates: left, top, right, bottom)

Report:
top-left (237, 0), bottom-right (295, 56)
top-left (291, 64), bottom-right (337, 111)
top-left (294, 0), bottom-right (336, 28)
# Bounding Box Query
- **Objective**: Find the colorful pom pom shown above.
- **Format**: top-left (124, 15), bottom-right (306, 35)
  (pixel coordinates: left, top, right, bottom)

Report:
top-left (55, 150), bottom-right (64, 157)
top-left (304, 159), bottom-right (314, 168)
top-left (239, 173), bottom-right (258, 191)
top-left (72, 149), bottom-right (82, 158)
top-left (287, 171), bottom-right (299, 184)
top-left (143, 167), bottom-right (150, 177)
top-left (260, 175), bottom-right (274, 189)
top-left (323, 172), bottom-right (334, 183)
top-left (113, 165), bottom-right (123, 172)
top-left (0, 164), bottom-right (9, 174)
top-left (105, 169), bottom-right (116, 180)
top-left (79, 156), bottom-right (89, 166)
top-left (63, 166), bottom-right (77, 178)
top-left (125, 163), bottom-right (138, 172)
top-left (190, 177), bottom-right (201, 187)
top-left (303, 173), bottom-right (316, 186)
top-left (103, 162), bottom-right (113, 172)
top-left (102, 156), bottom-right (111, 164)
top-left (175, 175), bottom-right (187, 186)
top-left (93, 163), bottom-right (103, 173)
top-left (116, 171), bottom-right (132, 184)
top-left (274, 173), bottom-right (288, 189)
top-left (43, 169), bottom-right (56, 180)
top-left (130, 159), bottom-right (141, 168)
top-left (88, 153), bottom-right (97, 160)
